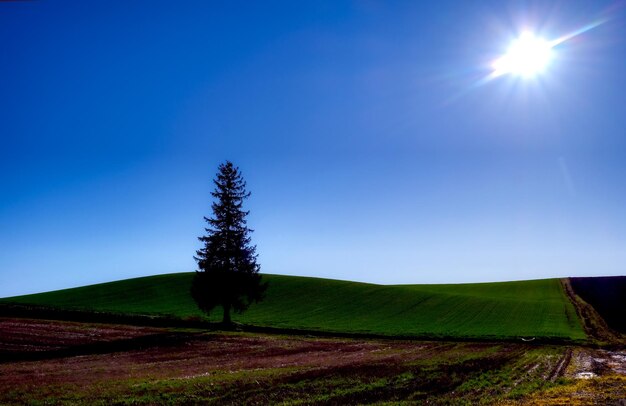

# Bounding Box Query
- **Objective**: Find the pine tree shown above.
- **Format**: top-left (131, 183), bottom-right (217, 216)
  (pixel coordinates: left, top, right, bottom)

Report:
top-left (191, 161), bottom-right (266, 325)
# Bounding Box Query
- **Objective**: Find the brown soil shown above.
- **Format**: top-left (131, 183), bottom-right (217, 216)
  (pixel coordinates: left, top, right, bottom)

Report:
top-left (0, 317), bottom-right (439, 387)
top-left (0, 317), bottom-right (166, 353)
top-left (1, 317), bottom-right (625, 405)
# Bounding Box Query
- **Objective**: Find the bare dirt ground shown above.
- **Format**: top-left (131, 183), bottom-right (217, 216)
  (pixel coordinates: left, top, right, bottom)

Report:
top-left (0, 317), bottom-right (167, 352)
top-left (567, 348), bottom-right (626, 378)
top-left (513, 347), bottom-right (626, 406)
top-left (0, 317), bottom-right (624, 405)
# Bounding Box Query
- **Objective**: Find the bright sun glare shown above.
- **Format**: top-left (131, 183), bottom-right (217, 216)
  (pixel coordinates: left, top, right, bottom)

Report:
top-left (492, 32), bottom-right (553, 78)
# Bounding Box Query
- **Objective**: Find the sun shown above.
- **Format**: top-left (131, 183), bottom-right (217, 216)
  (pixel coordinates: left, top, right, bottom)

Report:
top-left (492, 32), bottom-right (554, 78)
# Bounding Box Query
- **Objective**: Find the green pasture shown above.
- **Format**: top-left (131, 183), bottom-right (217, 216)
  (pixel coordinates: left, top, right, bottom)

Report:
top-left (0, 273), bottom-right (586, 340)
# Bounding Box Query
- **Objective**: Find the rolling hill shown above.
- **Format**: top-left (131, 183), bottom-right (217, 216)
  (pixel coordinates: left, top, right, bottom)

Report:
top-left (0, 273), bottom-right (586, 341)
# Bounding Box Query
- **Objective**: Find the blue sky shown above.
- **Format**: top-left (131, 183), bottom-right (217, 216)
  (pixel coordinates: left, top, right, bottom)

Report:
top-left (1, 0), bottom-right (626, 296)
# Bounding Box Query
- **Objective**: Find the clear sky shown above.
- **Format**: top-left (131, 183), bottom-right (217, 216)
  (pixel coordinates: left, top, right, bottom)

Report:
top-left (2, 0), bottom-right (626, 297)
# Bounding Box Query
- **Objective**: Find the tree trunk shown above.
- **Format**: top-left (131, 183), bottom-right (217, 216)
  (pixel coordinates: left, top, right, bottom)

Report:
top-left (222, 304), bottom-right (232, 326)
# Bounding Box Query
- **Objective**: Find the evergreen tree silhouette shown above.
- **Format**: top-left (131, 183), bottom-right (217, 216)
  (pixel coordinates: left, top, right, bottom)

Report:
top-left (191, 161), bottom-right (266, 325)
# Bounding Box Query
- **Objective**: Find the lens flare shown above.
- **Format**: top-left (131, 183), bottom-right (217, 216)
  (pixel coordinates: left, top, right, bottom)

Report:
top-left (444, 17), bottom-right (609, 104)
top-left (486, 19), bottom-right (606, 82)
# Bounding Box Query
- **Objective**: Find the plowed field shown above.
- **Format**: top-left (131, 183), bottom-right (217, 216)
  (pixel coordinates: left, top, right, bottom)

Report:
top-left (1, 318), bottom-right (623, 405)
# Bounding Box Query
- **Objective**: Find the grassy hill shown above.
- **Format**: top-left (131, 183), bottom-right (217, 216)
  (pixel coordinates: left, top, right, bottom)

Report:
top-left (0, 273), bottom-right (586, 341)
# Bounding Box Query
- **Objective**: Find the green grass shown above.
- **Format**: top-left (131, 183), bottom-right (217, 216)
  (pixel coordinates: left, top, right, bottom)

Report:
top-left (0, 273), bottom-right (586, 340)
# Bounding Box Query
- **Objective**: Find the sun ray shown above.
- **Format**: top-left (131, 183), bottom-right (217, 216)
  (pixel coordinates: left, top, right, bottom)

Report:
top-left (476, 18), bottom-right (608, 87)
top-left (444, 15), bottom-right (610, 105)
top-left (549, 19), bottom-right (607, 47)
